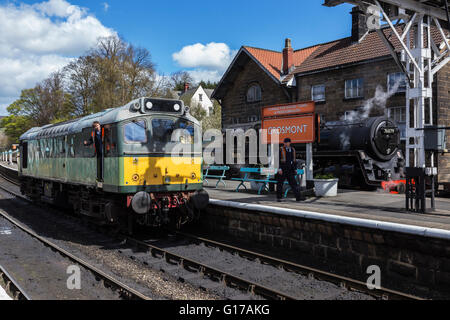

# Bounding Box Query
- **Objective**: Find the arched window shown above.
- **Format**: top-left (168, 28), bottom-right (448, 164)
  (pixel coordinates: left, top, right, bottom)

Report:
top-left (246, 84), bottom-right (261, 103)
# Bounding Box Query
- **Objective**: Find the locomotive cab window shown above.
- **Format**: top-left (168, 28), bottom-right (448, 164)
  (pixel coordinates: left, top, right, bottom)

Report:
top-left (150, 117), bottom-right (197, 153)
top-left (104, 125), bottom-right (117, 157)
top-left (21, 142), bottom-right (28, 169)
top-left (82, 128), bottom-right (96, 157)
top-left (124, 120), bottom-right (147, 143)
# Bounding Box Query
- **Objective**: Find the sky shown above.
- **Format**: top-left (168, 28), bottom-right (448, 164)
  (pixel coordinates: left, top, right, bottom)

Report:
top-left (0, 0), bottom-right (353, 115)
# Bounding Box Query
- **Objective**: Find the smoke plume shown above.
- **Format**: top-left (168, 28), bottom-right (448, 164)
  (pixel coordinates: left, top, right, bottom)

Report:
top-left (342, 79), bottom-right (402, 122)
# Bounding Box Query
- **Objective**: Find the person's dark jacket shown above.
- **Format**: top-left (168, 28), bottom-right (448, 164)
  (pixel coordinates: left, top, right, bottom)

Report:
top-left (279, 146), bottom-right (297, 171)
top-left (85, 130), bottom-right (103, 157)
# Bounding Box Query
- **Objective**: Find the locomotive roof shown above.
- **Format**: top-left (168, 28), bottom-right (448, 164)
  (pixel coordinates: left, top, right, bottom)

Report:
top-left (20, 97), bottom-right (199, 141)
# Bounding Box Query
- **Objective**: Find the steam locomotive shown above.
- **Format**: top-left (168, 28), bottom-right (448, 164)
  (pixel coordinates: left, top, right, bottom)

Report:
top-left (308, 116), bottom-right (405, 189)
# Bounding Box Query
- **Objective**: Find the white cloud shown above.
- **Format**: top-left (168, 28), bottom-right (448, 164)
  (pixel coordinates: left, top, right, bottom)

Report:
top-left (103, 2), bottom-right (109, 12)
top-left (173, 42), bottom-right (235, 70)
top-left (172, 42), bottom-right (237, 84)
top-left (0, 0), bottom-right (116, 115)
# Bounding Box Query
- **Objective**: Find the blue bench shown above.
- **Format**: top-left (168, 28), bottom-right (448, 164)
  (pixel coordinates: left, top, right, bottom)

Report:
top-left (232, 167), bottom-right (305, 197)
top-left (232, 168), bottom-right (278, 195)
top-left (203, 166), bottom-right (230, 188)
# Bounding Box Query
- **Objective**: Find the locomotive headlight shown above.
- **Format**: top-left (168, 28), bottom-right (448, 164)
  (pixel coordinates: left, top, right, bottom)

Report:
top-left (145, 101), bottom-right (153, 110)
top-left (131, 102), bottom-right (140, 112)
top-left (174, 104), bottom-right (181, 112)
top-left (191, 173), bottom-right (197, 179)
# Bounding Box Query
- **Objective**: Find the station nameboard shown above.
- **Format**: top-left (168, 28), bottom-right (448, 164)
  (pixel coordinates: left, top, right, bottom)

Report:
top-left (262, 101), bottom-right (316, 144)
top-left (262, 101), bottom-right (315, 118)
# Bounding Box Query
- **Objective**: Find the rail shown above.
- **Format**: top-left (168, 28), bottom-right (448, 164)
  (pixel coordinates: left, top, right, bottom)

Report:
top-left (0, 167), bottom-right (151, 300)
top-left (175, 232), bottom-right (422, 300)
top-left (0, 265), bottom-right (31, 300)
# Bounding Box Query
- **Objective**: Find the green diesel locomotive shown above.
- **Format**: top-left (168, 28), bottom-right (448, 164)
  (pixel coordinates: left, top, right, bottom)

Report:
top-left (18, 97), bottom-right (209, 231)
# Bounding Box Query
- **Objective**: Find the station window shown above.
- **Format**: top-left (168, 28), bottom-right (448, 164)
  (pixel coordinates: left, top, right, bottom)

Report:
top-left (387, 72), bottom-right (407, 93)
top-left (312, 85), bottom-right (326, 102)
top-left (344, 107), bottom-right (363, 121)
top-left (124, 120), bottom-right (147, 143)
top-left (387, 106), bottom-right (407, 140)
top-left (199, 94), bottom-right (203, 102)
top-left (246, 84), bottom-right (262, 103)
top-left (248, 115), bottom-right (258, 122)
top-left (345, 78), bottom-right (364, 99)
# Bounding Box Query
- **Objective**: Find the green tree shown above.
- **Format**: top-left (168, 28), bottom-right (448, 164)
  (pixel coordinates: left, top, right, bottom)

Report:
top-left (0, 98), bottom-right (34, 143)
top-left (171, 71), bottom-right (194, 91)
top-left (0, 72), bottom-right (72, 142)
top-left (198, 80), bottom-right (218, 89)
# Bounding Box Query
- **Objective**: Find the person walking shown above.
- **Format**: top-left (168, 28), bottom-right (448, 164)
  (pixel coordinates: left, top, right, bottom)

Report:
top-left (84, 121), bottom-right (103, 182)
top-left (277, 138), bottom-right (304, 202)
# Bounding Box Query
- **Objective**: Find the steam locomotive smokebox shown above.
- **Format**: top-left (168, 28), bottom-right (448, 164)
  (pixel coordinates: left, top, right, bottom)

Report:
top-left (319, 117), bottom-right (400, 161)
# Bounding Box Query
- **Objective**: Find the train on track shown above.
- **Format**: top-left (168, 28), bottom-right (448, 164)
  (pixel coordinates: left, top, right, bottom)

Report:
top-left (309, 116), bottom-right (405, 189)
top-left (18, 97), bottom-right (209, 232)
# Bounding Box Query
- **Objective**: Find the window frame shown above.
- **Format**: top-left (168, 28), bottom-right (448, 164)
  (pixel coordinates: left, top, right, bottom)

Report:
top-left (387, 106), bottom-right (407, 140)
top-left (311, 84), bottom-right (326, 102)
top-left (345, 78), bottom-right (364, 99)
top-left (123, 119), bottom-right (148, 144)
top-left (387, 106), bottom-right (406, 123)
top-left (246, 84), bottom-right (262, 103)
top-left (387, 72), bottom-right (407, 93)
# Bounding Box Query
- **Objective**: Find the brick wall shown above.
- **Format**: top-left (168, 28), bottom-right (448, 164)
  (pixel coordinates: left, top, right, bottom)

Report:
top-left (201, 205), bottom-right (450, 299)
top-left (295, 59), bottom-right (406, 121)
top-left (436, 63), bottom-right (450, 185)
top-left (221, 57), bottom-right (290, 129)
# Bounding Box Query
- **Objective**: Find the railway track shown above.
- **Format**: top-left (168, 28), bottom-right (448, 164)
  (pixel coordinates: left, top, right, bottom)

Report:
top-left (0, 165), bottom-right (151, 300)
top-left (0, 265), bottom-right (31, 300)
top-left (0, 164), bottom-right (422, 300)
top-left (174, 232), bottom-right (422, 301)
top-left (0, 169), bottom-right (295, 300)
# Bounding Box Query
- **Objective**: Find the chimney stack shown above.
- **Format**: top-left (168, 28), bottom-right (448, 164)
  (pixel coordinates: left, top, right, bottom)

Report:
top-left (184, 82), bottom-right (190, 93)
top-left (282, 38), bottom-right (294, 75)
top-left (351, 6), bottom-right (368, 43)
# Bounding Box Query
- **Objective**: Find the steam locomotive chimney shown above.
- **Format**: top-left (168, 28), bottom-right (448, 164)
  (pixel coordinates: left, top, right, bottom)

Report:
top-left (351, 6), bottom-right (368, 43)
top-left (184, 82), bottom-right (190, 93)
top-left (282, 38), bottom-right (294, 75)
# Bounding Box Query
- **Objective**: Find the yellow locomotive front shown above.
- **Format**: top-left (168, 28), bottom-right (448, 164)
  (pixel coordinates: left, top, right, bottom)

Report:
top-left (115, 98), bottom-right (209, 228)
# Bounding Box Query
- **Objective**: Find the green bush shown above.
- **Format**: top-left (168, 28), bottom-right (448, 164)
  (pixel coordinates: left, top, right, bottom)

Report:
top-left (314, 173), bottom-right (336, 180)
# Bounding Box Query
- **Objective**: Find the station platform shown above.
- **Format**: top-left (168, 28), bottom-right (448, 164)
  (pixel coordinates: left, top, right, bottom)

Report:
top-left (0, 162), bottom-right (17, 170)
top-left (204, 179), bottom-right (450, 231)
